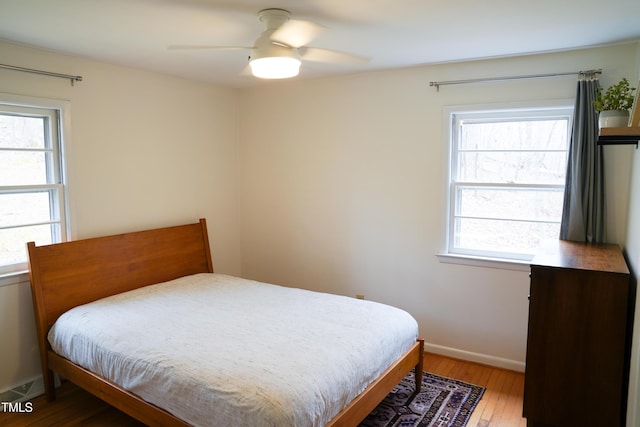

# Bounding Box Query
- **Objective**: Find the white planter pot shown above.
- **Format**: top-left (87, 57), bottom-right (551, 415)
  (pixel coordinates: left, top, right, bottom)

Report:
top-left (599, 110), bottom-right (629, 128)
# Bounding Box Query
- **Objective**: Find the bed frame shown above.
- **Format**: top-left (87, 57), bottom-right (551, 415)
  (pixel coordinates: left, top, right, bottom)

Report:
top-left (28, 218), bottom-right (424, 426)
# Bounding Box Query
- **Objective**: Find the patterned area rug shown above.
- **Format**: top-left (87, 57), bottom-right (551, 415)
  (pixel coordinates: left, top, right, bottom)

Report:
top-left (359, 371), bottom-right (485, 427)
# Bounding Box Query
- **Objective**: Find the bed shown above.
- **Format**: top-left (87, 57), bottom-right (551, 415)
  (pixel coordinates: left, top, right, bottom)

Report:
top-left (28, 218), bottom-right (424, 426)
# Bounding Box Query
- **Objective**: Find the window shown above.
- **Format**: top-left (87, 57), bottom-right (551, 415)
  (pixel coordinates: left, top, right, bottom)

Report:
top-left (445, 103), bottom-right (572, 262)
top-left (0, 94), bottom-right (70, 276)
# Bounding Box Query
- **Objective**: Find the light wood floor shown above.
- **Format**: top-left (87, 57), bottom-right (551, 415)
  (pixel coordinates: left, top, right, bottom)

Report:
top-left (423, 353), bottom-right (527, 427)
top-left (1, 353), bottom-right (526, 426)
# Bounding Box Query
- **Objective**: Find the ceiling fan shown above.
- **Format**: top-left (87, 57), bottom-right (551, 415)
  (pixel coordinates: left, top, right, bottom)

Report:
top-left (169, 8), bottom-right (370, 79)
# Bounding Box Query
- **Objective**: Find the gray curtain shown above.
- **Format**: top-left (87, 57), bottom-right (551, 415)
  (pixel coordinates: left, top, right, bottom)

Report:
top-left (559, 73), bottom-right (606, 243)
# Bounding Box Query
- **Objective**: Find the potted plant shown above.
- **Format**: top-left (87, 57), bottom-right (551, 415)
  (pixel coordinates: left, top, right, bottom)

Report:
top-left (593, 77), bottom-right (636, 128)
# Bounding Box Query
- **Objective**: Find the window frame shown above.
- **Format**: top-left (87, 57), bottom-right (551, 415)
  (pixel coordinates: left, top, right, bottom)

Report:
top-left (439, 100), bottom-right (574, 269)
top-left (0, 93), bottom-right (72, 281)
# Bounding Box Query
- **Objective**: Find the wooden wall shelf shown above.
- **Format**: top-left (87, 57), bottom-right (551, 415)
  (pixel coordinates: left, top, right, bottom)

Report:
top-left (598, 126), bottom-right (639, 147)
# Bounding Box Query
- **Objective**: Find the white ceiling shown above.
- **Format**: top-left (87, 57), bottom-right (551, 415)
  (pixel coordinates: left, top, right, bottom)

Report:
top-left (1, 0), bottom-right (639, 88)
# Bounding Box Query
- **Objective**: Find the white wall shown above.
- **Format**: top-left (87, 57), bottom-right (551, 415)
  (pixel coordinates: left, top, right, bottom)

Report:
top-left (625, 131), bottom-right (640, 427)
top-left (0, 40), bottom-right (241, 394)
top-left (238, 43), bottom-right (638, 371)
top-left (623, 42), bottom-right (640, 427)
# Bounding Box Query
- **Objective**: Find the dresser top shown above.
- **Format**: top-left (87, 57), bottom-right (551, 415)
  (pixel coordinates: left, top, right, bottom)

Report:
top-left (531, 240), bottom-right (629, 274)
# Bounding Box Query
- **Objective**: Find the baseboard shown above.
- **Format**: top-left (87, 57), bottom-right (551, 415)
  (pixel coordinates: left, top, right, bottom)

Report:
top-left (425, 343), bottom-right (526, 373)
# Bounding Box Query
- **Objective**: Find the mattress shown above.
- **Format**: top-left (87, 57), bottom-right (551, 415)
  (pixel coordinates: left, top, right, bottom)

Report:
top-left (48, 273), bottom-right (419, 426)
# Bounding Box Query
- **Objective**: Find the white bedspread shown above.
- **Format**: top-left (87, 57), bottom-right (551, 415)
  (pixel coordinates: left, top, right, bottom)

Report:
top-left (48, 273), bottom-right (418, 427)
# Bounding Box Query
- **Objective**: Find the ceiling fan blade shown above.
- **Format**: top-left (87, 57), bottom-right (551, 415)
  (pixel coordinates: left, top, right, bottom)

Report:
top-left (301, 47), bottom-right (370, 65)
top-left (271, 19), bottom-right (325, 48)
top-left (168, 45), bottom-right (251, 51)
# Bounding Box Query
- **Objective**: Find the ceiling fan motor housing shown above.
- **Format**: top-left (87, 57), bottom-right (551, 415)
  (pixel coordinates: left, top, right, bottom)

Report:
top-left (251, 32), bottom-right (300, 60)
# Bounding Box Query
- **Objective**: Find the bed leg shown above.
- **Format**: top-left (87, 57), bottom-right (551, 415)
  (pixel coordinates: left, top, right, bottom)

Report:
top-left (43, 369), bottom-right (56, 401)
top-left (415, 338), bottom-right (425, 393)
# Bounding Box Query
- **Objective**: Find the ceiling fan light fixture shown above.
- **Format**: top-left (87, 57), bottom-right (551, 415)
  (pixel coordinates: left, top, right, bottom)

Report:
top-left (250, 56), bottom-right (301, 79)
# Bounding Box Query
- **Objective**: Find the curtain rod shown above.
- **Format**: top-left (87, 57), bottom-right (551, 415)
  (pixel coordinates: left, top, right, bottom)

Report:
top-left (0, 63), bottom-right (83, 86)
top-left (429, 69), bottom-right (601, 91)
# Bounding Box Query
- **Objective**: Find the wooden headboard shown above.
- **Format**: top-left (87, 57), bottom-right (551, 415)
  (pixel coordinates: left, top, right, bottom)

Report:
top-left (27, 218), bottom-right (213, 331)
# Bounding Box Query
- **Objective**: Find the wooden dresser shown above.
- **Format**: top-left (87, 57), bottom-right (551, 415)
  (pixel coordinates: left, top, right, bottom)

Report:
top-left (523, 240), bottom-right (633, 427)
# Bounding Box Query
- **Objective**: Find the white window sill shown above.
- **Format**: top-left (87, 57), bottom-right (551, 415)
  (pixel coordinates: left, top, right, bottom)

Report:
top-left (436, 253), bottom-right (531, 272)
top-left (0, 270), bottom-right (29, 287)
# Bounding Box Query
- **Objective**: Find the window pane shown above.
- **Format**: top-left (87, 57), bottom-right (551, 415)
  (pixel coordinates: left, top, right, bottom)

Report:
top-left (457, 187), bottom-right (564, 222)
top-left (0, 150), bottom-right (50, 185)
top-left (458, 151), bottom-right (568, 184)
top-left (449, 106), bottom-right (572, 261)
top-left (459, 120), bottom-right (568, 151)
top-left (454, 218), bottom-right (560, 256)
top-left (0, 224), bottom-right (57, 267)
top-left (0, 114), bottom-right (46, 149)
top-left (0, 97), bottom-right (68, 274)
top-left (0, 192), bottom-right (54, 227)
